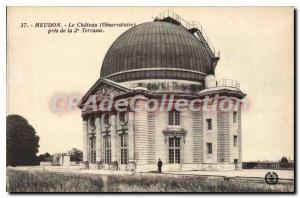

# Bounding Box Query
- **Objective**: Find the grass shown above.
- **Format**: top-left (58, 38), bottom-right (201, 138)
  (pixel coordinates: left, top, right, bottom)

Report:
top-left (7, 169), bottom-right (104, 192)
top-left (7, 168), bottom-right (293, 192)
top-left (106, 175), bottom-right (285, 192)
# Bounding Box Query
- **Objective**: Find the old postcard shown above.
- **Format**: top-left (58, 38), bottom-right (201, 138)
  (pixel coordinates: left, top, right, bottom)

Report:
top-left (6, 7), bottom-right (294, 192)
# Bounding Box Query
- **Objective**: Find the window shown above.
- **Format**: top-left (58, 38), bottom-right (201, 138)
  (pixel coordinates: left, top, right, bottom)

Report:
top-left (168, 110), bottom-right (180, 126)
top-left (103, 135), bottom-right (111, 164)
top-left (233, 111), bottom-right (237, 124)
top-left (89, 136), bottom-right (96, 164)
top-left (120, 133), bottom-right (128, 164)
top-left (206, 119), bottom-right (212, 130)
top-left (207, 143), bottom-right (212, 154)
top-left (169, 137), bottom-right (181, 164)
top-left (234, 135), bottom-right (238, 147)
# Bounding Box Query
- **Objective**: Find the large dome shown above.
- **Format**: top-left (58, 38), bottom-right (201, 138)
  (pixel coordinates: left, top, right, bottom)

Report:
top-left (100, 20), bottom-right (219, 83)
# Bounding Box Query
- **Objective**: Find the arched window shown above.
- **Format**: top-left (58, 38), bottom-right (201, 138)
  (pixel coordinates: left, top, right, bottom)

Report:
top-left (168, 110), bottom-right (180, 126)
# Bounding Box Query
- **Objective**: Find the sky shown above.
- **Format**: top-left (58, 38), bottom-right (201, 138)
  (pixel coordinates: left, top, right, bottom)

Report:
top-left (7, 7), bottom-right (294, 161)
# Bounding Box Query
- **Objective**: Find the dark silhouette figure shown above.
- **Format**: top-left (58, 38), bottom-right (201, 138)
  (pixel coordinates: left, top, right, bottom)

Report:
top-left (158, 158), bottom-right (162, 173)
top-left (116, 161), bottom-right (119, 171)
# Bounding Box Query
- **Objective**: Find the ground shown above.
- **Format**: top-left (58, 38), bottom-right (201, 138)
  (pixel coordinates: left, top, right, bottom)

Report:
top-left (14, 165), bottom-right (293, 179)
top-left (6, 166), bottom-right (294, 192)
top-left (164, 169), bottom-right (294, 180)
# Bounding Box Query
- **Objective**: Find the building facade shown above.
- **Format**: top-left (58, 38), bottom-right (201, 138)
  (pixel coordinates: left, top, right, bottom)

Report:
top-left (78, 12), bottom-right (246, 172)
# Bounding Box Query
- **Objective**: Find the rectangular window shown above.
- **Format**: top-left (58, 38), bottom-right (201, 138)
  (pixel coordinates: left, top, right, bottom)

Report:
top-left (90, 150), bottom-right (96, 164)
top-left (207, 143), bottom-right (212, 154)
top-left (169, 137), bottom-right (174, 147)
top-left (169, 137), bottom-right (181, 164)
top-left (169, 149), bottom-right (174, 164)
top-left (168, 110), bottom-right (180, 126)
top-left (234, 135), bottom-right (238, 147)
top-left (175, 149), bottom-right (180, 164)
top-left (120, 133), bottom-right (128, 164)
top-left (175, 137), bottom-right (180, 147)
top-left (206, 119), bottom-right (212, 130)
top-left (103, 135), bottom-right (111, 164)
top-left (89, 137), bottom-right (95, 149)
top-left (89, 136), bottom-right (96, 164)
top-left (233, 111), bottom-right (237, 124)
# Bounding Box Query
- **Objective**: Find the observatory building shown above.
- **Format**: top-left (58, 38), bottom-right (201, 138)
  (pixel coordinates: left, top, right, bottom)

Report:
top-left (78, 11), bottom-right (246, 172)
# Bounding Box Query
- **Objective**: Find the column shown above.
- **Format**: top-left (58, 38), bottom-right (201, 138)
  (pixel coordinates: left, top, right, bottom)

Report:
top-left (95, 115), bottom-right (102, 168)
top-left (127, 111), bottom-right (136, 171)
top-left (217, 100), bottom-right (230, 163)
top-left (134, 99), bottom-right (148, 165)
top-left (128, 111), bottom-right (134, 161)
top-left (111, 114), bottom-right (117, 162)
top-left (192, 110), bottom-right (203, 163)
top-left (237, 106), bottom-right (242, 169)
top-left (82, 117), bottom-right (89, 169)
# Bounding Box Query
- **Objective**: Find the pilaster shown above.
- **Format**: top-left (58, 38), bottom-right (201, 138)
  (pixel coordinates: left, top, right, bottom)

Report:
top-left (95, 115), bottom-right (102, 168)
top-left (134, 98), bottom-right (148, 164)
top-left (111, 114), bottom-right (117, 162)
top-left (82, 117), bottom-right (89, 169)
top-left (128, 111), bottom-right (135, 161)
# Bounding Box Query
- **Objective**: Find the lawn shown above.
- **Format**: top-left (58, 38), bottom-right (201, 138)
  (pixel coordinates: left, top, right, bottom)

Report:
top-left (6, 168), bottom-right (294, 192)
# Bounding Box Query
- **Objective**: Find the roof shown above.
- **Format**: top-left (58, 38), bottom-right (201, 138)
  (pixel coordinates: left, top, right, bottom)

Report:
top-left (100, 21), bottom-right (219, 82)
top-left (78, 78), bottom-right (131, 107)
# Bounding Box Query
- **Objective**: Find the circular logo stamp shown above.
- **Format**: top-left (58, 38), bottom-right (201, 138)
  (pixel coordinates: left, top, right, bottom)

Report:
top-left (265, 172), bottom-right (279, 185)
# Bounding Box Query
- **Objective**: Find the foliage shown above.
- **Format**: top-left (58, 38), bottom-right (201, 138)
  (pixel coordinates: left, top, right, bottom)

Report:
top-left (280, 156), bottom-right (290, 168)
top-left (69, 148), bottom-right (83, 162)
top-left (7, 115), bottom-right (40, 166)
top-left (37, 153), bottom-right (52, 162)
top-left (280, 157), bottom-right (288, 163)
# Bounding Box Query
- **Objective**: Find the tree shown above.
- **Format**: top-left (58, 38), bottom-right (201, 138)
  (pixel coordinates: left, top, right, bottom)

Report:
top-left (37, 152), bottom-right (52, 162)
top-left (280, 156), bottom-right (289, 168)
top-left (7, 114), bottom-right (40, 166)
top-left (280, 156), bottom-right (288, 163)
top-left (69, 148), bottom-right (83, 162)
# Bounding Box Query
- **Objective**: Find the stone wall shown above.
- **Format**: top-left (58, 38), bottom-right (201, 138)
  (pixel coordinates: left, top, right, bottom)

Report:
top-left (133, 97), bottom-right (148, 164)
top-left (83, 97), bottom-right (242, 172)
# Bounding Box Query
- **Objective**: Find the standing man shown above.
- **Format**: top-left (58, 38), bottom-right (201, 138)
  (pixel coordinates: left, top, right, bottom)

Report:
top-left (158, 158), bottom-right (162, 173)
